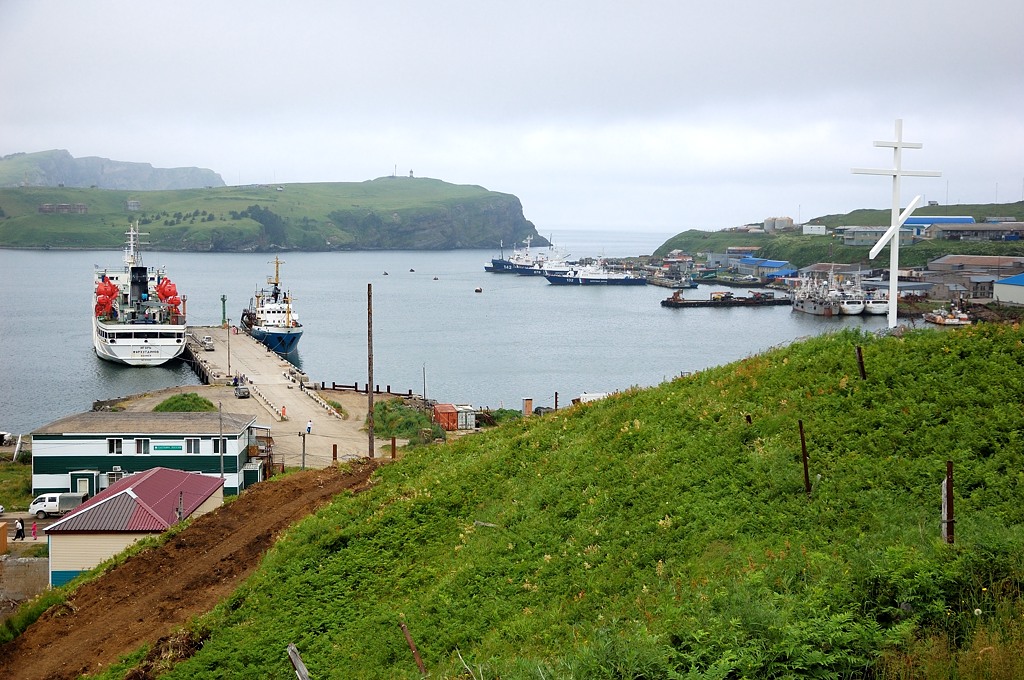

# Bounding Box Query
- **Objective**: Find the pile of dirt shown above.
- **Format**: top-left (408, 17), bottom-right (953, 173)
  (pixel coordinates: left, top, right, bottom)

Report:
top-left (0, 461), bottom-right (380, 680)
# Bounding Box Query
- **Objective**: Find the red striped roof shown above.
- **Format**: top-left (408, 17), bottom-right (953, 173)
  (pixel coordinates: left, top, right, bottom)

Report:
top-left (47, 467), bottom-right (223, 533)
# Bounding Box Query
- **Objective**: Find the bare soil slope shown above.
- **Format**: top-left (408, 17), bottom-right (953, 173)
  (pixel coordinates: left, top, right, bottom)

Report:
top-left (0, 461), bottom-right (380, 680)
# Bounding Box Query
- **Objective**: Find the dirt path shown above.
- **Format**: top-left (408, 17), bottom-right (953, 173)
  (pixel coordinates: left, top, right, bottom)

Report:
top-left (0, 461), bottom-right (380, 680)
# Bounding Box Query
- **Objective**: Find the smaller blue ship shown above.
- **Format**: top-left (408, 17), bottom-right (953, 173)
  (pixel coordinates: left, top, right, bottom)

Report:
top-left (240, 257), bottom-right (303, 354)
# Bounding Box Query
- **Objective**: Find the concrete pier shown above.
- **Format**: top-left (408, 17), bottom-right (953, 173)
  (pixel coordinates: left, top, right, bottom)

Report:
top-left (181, 325), bottom-right (404, 466)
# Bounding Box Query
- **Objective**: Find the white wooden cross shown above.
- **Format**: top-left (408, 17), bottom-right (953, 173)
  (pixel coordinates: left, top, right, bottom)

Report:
top-left (852, 119), bottom-right (941, 328)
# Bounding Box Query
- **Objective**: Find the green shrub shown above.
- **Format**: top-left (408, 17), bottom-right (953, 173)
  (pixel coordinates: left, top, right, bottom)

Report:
top-left (153, 393), bottom-right (217, 412)
top-left (369, 400), bottom-right (444, 444)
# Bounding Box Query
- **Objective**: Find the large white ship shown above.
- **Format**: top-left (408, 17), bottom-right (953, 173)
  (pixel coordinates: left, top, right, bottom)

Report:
top-left (92, 226), bottom-right (187, 366)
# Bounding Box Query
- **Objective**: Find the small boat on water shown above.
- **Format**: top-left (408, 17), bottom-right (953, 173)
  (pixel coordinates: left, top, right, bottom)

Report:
top-left (545, 261), bottom-right (647, 286)
top-left (661, 290), bottom-right (791, 308)
top-left (923, 306), bottom-right (972, 326)
top-left (92, 225), bottom-right (187, 366)
top-left (240, 257), bottom-right (303, 355)
top-left (648, 273), bottom-right (698, 289)
top-left (704, 273), bottom-right (769, 287)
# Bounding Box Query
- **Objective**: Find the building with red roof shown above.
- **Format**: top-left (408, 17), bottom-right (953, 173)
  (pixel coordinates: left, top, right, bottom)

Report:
top-left (45, 467), bottom-right (224, 586)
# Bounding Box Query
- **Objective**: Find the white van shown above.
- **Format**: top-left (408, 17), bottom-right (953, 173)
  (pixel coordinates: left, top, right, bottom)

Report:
top-left (27, 492), bottom-right (87, 519)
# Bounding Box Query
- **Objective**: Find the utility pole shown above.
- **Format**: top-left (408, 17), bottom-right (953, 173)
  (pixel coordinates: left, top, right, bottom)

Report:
top-left (367, 283), bottom-right (375, 459)
top-left (298, 432), bottom-right (307, 470)
top-left (226, 317), bottom-right (231, 377)
top-left (218, 401), bottom-right (224, 480)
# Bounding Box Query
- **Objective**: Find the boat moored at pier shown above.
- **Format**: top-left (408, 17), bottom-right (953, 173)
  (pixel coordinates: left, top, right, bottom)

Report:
top-left (92, 226), bottom-right (187, 366)
top-left (241, 257), bottom-right (303, 355)
top-left (661, 290), bottom-right (791, 308)
top-left (923, 306), bottom-right (972, 326)
top-left (545, 261), bottom-right (647, 286)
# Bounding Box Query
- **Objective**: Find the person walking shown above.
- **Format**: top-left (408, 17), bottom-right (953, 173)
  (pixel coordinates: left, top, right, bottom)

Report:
top-left (14, 518), bottom-right (25, 541)
top-left (31, 521), bottom-right (38, 540)
top-left (306, 419), bottom-right (313, 434)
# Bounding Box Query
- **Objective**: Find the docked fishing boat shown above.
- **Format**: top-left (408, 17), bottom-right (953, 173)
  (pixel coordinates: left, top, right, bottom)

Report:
top-left (648, 273), bottom-right (698, 289)
top-left (923, 306), bottom-right (972, 326)
top-left (92, 226), bottom-right (187, 366)
top-left (791, 279), bottom-right (839, 317)
top-left (863, 295), bottom-right (889, 315)
top-left (240, 257), bottom-right (303, 354)
top-left (661, 290), bottom-right (791, 308)
top-left (837, 294), bottom-right (866, 316)
top-left (545, 262), bottom-right (647, 286)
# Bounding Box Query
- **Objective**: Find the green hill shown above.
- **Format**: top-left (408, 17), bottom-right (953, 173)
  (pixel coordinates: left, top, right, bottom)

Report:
top-left (0, 149), bottom-right (224, 191)
top-left (0, 177), bottom-right (542, 251)
top-left (656, 202), bottom-right (1024, 268)
top-left (133, 324), bottom-right (1024, 678)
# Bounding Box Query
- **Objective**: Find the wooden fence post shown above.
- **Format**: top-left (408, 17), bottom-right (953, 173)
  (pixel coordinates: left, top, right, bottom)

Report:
top-left (799, 420), bottom-right (811, 496)
top-left (287, 643), bottom-right (310, 680)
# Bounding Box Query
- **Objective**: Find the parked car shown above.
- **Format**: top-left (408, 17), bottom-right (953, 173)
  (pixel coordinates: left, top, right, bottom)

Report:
top-left (201, 335), bottom-right (215, 351)
top-left (234, 385), bottom-right (251, 399)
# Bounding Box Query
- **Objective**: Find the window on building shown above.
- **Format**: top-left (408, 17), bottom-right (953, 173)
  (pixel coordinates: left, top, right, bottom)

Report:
top-left (213, 437), bottom-right (228, 454)
top-left (136, 438), bottom-right (150, 455)
top-left (108, 438), bottom-right (123, 455)
top-left (186, 438), bottom-right (201, 454)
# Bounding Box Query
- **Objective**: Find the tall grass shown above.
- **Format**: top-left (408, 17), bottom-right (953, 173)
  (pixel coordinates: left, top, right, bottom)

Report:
top-left (99, 325), bottom-right (1024, 677)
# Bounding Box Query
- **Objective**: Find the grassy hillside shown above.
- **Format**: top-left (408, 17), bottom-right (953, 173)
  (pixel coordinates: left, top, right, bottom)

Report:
top-left (119, 324), bottom-right (1024, 678)
top-left (811, 202), bottom-right (1024, 229)
top-left (658, 200), bottom-right (1024, 268)
top-left (0, 177), bottom-right (542, 251)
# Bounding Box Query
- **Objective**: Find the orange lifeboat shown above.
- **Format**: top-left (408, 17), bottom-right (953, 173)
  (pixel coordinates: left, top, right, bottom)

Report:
top-left (95, 276), bottom-right (118, 300)
top-left (94, 277), bottom-right (118, 317)
top-left (95, 295), bottom-right (113, 317)
top-left (157, 277), bottom-right (179, 302)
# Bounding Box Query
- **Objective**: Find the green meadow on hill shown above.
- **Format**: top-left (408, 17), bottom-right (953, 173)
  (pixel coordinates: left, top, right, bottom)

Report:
top-left (128, 324), bottom-right (1024, 679)
top-left (0, 177), bottom-right (540, 251)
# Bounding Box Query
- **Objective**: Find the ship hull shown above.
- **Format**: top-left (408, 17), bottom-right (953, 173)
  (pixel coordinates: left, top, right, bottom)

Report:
top-left (792, 297), bottom-right (837, 317)
top-left (93, 319), bottom-right (186, 366)
top-left (247, 325), bottom-right (303, 354)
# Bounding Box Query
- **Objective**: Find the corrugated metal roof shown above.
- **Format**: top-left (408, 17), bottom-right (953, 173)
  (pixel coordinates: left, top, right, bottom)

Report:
top-left (47, 467), bottom-right (223, 533)
top-left (33, 411), bottom-right (256, 436)
top-left (905, 216), bottom-right (976, 224)
top-left (997, 273), bottom-right (1024, 286)
top-left (930, 255), bottom-right (1024, 267)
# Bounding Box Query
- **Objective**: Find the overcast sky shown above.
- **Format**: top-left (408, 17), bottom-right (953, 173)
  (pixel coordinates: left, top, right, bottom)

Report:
top-left (2, 1), bottom-right (1022, 232)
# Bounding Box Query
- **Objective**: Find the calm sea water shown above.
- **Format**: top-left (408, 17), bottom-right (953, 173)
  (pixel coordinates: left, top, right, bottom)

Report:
top-left (0, 229), bottom-right (889, 435)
